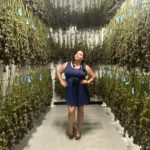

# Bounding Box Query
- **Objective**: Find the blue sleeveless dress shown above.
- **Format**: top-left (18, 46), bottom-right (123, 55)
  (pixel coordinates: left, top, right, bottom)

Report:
top-left (64, 62), bottom-right (90, 106)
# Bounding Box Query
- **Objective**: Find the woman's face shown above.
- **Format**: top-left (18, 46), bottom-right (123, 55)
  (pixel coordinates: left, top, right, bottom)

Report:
top-left (74, 51), bottom-right (84, 61)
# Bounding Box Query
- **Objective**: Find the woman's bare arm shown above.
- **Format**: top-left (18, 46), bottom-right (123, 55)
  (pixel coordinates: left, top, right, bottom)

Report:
top-left (81, 65), bottom-right (96, 84)
top-left (56, 62), bottom-right (68, 87)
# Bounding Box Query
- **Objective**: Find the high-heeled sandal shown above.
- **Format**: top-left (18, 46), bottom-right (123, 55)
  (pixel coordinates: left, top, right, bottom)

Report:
top-left (75, 129), bottom-right (81, 140)
top-left (68, 126), bottom-right (75, 139)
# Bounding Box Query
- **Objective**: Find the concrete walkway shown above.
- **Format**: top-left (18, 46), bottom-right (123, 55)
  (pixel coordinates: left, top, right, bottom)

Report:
top-left (13, 104), bottom-right (140, 150)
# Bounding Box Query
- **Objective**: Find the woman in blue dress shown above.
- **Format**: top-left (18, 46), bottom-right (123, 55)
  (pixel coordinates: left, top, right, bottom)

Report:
top-left (57, 50), bottom-right (95, 140)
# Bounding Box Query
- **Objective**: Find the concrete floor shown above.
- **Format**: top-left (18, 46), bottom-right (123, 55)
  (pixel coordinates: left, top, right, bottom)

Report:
top-left (13, 104), bottom-right (140, 150)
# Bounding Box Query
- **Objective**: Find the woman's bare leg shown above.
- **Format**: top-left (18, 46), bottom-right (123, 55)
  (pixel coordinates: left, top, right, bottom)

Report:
top-left (68, 105), bottom-right (76, 135)
top-left (76, 106), bottom-right (84, 137)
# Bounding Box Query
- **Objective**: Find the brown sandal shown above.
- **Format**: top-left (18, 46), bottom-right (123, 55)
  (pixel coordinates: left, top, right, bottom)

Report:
top-left (68, 126), bottom-right (75, 139)
top-left (75, 129), bottom-right (81, 140)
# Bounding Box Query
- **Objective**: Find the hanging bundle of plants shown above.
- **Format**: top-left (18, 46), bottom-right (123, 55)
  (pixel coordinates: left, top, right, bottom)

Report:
top-left (102, 7), bottom-right (150, 71)
top-left (95, 65), bottom-right (150, 149)
top-left (0, 66), bottom-right (52, 149)
top-left (0, 0), bottom-right (54, 66)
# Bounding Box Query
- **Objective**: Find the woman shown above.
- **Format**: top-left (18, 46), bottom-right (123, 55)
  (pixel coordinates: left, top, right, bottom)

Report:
top-left (56, 50), bottom-right (95, 140)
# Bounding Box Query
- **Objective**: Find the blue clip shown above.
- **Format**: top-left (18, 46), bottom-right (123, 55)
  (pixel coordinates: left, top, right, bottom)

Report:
top-left (32, 24), bottom-right (36, 30)
top-left (39, 74), bottom-right (42, 81)
top-left (110, 73), bottom-right (112, 79)
top-left (143, 91), bottom-right (148, 98)
top-left (120, 15), bottom-right (124, 23)
top-left (132, 87), bottom-right (135, 95)
top-left (25, 18), bottom-right (29, 25)
top-left (47, 33), bottom-right (50, 39)
top-left (27, 75), bottom-right (32, 83)
top-left (115, 16), bottom-right (120, 23)
top-left (135, 0), bottom-right (142, 7)
top-left (125, 81), bottom-right (129, 85)
top-left (141, 80), bottom-right (144, 84)
top-left (128, 10), bottom-right (134, 17)
top-left (18, 8), bottom-right (22, 16)
top-left (122, 76), bottom-right (126, 82)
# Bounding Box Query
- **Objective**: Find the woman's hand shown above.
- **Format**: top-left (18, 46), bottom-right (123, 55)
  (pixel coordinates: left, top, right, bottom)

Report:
top-left (80, 79), bottom-right (90, 84)
top-left (60, 80), bottom-right (68, 87)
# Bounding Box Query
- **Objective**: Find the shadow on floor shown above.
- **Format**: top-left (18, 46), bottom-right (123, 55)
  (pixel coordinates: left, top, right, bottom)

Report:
top-left (52, 117), bottom-right (104, 138)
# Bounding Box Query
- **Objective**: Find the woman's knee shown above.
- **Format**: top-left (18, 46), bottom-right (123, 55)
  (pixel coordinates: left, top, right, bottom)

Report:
top-left (68, 106), bottom-right (76, 115)
top-left (77, 106), bottom-right (84, 113)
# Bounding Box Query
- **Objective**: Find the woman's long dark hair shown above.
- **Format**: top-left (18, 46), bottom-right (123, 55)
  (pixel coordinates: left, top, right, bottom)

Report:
top-left (71, 50), bottom-right (86, 66)
top-left (71, 49), bottom-right (87, 73)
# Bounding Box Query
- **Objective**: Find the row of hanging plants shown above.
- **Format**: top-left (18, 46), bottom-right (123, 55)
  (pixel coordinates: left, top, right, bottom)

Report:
top-left (95, 67), bottom-right (150, 150)
top-left (0, 66), bottom-right (52, 150)
top-left (26, 0), bottom-right (125, 29)
top-left (95, 4), bottom-right (150, 150)
top-left (49, 41), bottom-right (104, 67)
top-left (0, 1), bottom-right (54, 149)
top-left (102, 6), bottom-right (150, 72)
top-left (0, 0), bottom-right (55, 67)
